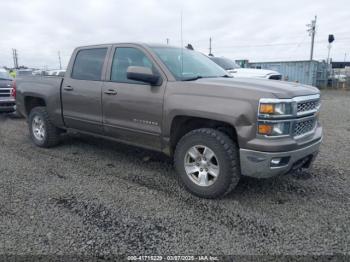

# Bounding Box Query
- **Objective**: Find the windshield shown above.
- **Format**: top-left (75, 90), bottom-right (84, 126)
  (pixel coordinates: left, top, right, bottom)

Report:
top-left (151, 47), bottom-right (228, 80)
top-left (0, 71), bottom-right (12, 80)
top-left (210, 57), bottom-right (240, 70)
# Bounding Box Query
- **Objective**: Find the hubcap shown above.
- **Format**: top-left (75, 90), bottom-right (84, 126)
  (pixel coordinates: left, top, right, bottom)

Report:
top-left (184, 145), bottom-right (220, 187)
top-left (32, 115), bottom-right (45, 141)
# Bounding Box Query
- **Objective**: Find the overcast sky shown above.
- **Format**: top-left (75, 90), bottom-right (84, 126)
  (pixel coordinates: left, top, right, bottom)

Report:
top-left (1, 0), bottom-right (349, 69)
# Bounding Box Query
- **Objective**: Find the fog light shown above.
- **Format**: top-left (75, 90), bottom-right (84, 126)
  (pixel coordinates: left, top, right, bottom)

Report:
top-left (271, 158), bottom-right (282, 166)
top-left (270, 156), bottom-right (290, 167)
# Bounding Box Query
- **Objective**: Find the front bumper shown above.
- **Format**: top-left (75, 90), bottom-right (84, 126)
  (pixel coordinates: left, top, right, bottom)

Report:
top-left (239, 138), bottom-right (322, 178)
top-left (0, 98), bottom-right (16, 113)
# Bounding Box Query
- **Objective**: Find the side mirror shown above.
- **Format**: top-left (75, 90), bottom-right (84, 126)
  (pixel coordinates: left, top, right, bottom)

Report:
top-left (127, 66), bottom-right (161, 85)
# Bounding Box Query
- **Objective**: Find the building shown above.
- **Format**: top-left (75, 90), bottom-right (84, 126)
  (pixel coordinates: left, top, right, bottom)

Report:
top-left (246, 60), bottom-right (329, 88)
top-left (330, 61), bottom-right (350, 78)
top-left (331, 61), bottom-right (350, 69)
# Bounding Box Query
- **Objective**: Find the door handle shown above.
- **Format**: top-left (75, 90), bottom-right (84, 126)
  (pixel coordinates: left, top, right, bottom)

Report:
top-left (63, 85), bottom-right (74, 91)
top-left (104, 89), bottom-right (118, 95)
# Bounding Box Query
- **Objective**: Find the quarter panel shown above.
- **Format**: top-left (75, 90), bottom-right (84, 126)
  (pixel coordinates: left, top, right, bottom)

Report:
top-left (16, 76), bottom-right (64, 127)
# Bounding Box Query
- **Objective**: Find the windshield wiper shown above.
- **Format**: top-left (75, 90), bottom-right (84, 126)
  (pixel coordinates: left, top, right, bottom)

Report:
top-left (182, 74), bottom-right (232, 81)
top-left (181, 75), bottom-right (203, 81)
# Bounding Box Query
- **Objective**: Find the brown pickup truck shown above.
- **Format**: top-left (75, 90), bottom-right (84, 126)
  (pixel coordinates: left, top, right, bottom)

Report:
top-left (16, 43), bottom-right (322, 198)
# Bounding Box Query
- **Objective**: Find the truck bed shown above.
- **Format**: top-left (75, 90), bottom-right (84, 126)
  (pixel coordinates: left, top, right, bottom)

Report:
top-left (16, 75), bottom-right (64, 126)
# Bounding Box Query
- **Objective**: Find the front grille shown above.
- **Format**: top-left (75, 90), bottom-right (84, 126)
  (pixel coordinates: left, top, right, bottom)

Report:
top-left (294, 118), bottom-right (316, 137)
top-left (297, 99), bottom-right (319, 114)
top-left (0, 88), bottom-right (11, 98)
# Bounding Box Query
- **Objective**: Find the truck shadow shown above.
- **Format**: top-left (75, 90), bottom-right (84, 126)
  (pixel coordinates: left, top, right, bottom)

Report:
top-left (59, 133), bottom-right (316, 201)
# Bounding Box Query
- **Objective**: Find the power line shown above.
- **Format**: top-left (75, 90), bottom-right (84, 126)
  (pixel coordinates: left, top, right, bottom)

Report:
top-left (211, 39), bottom-right (350, 50)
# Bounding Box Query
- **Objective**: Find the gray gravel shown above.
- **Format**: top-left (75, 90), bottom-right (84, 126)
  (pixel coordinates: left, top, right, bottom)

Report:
top-left (0, 90), bottom-right (350, 256)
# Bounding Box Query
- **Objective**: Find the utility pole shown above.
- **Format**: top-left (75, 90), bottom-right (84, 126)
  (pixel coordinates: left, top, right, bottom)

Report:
top-left (307, 16), bottom-right (317, 61)
top-left (209, 37), bottom-right (213, 56)
top-left (58, 51), bottom-right (62, 70)
top-left (12, 49), bottom-right (18, 69)
top-left (327, 44), bottom-right (331, 64)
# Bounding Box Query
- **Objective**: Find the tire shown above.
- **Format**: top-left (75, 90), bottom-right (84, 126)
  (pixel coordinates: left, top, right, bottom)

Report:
top-left (174, 128), bottom-right (240, 199)
top-left (28, 107), bottom-right (60, 148)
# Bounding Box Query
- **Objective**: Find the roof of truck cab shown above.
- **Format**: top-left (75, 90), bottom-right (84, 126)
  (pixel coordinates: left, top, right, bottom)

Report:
top-left (76, 43), bottom-right (179, 49)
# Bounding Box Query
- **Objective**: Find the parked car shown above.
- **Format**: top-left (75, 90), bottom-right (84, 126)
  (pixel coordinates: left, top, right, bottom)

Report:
top-left (48, 70), bottom-right (66, 77)
top-left (16, 69), bottom-right (34, 77)
top-left (16, 43), bottom-right (322, 198)
top-left (32, 70), bottom-right (49, 76)
top-left (333, 74), bottom-right (347, 82)
top-left (0, 69), bottom-right (16, 113)
top-left (210, 57), bottom-right (282, 80)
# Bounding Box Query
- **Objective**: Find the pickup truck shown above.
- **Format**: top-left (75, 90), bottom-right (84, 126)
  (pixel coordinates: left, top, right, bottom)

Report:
top-left (210, 56), bottom-right (282, 80)
top-left (0, 69), bottom-right (16, 113)
top-left (16, 43), bottom-right (322, 198)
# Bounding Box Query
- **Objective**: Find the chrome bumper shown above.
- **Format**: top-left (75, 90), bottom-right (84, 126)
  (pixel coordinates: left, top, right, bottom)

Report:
top-left (239, 138), bottom-right (322, 178)
top-left (0, 98), bottom-right (16, 112)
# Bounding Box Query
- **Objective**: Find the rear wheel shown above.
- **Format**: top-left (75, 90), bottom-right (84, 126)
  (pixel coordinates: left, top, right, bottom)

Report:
top-left (174, 128), bottom-right (240, 198)
top-left (28, 107), bottom-right (60, 147)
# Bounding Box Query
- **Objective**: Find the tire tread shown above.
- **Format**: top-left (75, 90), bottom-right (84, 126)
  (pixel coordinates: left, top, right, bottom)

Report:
top-left (29, 107), bottom-right (60, 148)
top-left (174, 128), bottom-right (240, 198)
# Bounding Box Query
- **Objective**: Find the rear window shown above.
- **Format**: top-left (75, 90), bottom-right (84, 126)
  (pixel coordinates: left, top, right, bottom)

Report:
top-left (71, 48), bottom-right (107, 81)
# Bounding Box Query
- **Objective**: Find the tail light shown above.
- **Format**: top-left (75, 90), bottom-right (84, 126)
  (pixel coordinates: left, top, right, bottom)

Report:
top-left (11, 80), bottom-right (16, 98)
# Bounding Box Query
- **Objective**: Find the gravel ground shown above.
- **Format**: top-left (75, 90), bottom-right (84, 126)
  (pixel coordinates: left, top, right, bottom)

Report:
top-left (0, 90), bottom-right (350, 257)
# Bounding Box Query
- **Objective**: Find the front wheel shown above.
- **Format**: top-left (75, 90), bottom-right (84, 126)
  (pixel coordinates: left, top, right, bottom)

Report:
top-left (28, 107), bottom-right (60, 148)
top-left (174, 128), bottom-right (240, 199)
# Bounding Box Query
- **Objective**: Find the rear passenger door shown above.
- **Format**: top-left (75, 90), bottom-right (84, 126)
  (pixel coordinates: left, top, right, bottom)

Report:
top-left (62, 47), bottom-right (110, 134)
top-left (102, 45), bottom-right (166, 150)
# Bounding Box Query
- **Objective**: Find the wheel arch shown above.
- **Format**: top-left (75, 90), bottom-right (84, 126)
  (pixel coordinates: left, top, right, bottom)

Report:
top-left (168, 115), bottom-right (238, 156)
top-left (24, 96), bottom-right (47, 116)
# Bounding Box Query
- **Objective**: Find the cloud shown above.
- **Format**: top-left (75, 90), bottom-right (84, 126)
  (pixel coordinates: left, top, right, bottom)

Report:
top-left (1, 0), bottom-right (349, 68)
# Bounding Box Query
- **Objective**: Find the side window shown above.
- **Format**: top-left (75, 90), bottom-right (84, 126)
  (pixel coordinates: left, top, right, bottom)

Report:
top-left (71, 48), bottom-right (107, 81)
top-left (110, 47), bottom-right (154, 84)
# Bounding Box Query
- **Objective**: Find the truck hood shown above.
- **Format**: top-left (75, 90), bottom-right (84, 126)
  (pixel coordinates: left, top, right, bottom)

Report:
top-left (182, 77), bottom-right (319, 99)
top-left (227, 68), bottom-right (281, 78)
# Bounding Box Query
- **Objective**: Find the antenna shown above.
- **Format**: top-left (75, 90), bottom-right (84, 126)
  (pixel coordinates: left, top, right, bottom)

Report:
top-left (180, 10), bottom-right (184, 78)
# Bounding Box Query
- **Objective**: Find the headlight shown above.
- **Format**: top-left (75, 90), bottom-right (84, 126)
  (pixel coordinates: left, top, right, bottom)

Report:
top-left (258, 122), bottom-right (291, 136)
top-left (259, 102), bottom-right (293, 116)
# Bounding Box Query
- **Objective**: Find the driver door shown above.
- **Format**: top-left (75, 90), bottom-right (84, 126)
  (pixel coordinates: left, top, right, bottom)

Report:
top-left (102, 45), bottom-right (166, 150)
